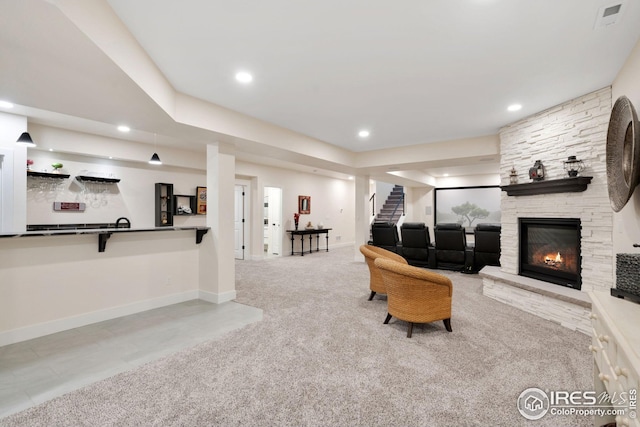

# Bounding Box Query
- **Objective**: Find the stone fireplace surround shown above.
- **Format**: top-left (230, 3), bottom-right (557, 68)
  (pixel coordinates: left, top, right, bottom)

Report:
top-left (481, 87), bottom-right (614, 335)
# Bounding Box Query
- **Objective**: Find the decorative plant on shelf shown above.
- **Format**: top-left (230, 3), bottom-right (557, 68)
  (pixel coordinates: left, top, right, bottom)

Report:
top-left (26, 159), bottom-right (33, 170)
top-left (293, 213), bottom-right (300, 230)
top-left (51, 162), bottom-right (63, 173)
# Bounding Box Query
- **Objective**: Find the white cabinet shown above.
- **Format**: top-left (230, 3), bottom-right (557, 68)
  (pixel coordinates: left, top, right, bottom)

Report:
top-left (590, 292), bottom-right (640, 427)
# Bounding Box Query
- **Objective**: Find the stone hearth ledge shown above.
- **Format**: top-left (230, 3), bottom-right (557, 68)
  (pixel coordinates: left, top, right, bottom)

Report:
top-left (479, 266), bottom-right (591, 335)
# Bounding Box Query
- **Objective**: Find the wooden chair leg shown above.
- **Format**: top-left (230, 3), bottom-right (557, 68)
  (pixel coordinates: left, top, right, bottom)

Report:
top-left (407, 322), bottom-right (414, 338)
top-left (368, 291), bottom-right (376, 301)
top-left (383, 313), bottom-right (392, 324)
top-left (443, 318), bottom-right (452, 332)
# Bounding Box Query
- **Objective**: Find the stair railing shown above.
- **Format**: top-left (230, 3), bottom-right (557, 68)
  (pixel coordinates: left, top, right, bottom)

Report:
top-left (389, 192), bottom-right (405, 221)
top-left (369, 193), bottom-right (375, 216)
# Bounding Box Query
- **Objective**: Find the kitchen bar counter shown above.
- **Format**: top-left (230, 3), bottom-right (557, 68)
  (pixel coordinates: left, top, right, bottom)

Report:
top-left (0, 226), bottom-right (210, 252)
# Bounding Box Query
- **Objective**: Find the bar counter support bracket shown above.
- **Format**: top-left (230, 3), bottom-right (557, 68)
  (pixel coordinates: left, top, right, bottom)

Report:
top-left (98, 232), bottom-right (112, 253)
top-left (196, 228), bottom-right (209, 244)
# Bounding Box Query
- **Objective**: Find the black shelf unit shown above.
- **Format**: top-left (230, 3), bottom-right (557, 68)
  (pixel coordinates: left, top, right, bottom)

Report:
top-left (173, 194), bottom-right (196, 216)
top-left (27, 170), bottom-right (70, 179)
top-left (76, 175), bottom-right (120, 183)
top-left (155, 183), bottom-right (174, 227)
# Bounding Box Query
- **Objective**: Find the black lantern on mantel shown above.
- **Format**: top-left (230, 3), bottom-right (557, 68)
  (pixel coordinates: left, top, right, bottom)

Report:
top-left (529, 160), bottom-right (545, 181)
top-left (564, 155), bottom-right (585, 177)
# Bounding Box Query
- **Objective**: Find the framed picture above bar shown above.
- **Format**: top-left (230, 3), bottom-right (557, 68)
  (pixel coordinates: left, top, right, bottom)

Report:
top-left (298, 195), bottom-right (311, 214)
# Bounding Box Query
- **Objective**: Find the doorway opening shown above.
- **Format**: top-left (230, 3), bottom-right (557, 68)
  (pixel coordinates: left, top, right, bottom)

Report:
top-left (234, 183), bottom-right (250, 260)
top-left (263, 187), bottom-right (282, 257)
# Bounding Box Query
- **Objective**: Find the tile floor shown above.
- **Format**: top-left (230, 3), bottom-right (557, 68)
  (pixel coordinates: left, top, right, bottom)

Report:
top-left (0, 300), bottom-right (262, 419)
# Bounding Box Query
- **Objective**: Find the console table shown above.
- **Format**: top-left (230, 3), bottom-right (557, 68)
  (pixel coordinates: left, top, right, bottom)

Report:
top-left (287, 228), bottom-right (332, 256)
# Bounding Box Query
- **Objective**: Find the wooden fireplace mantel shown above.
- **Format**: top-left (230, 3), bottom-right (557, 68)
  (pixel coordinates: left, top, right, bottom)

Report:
top-left (501, 176), bottom-right (593, 196)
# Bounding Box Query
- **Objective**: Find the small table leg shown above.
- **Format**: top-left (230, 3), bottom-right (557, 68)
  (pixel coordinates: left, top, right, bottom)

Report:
top-left (290, 233), bottom-right (295, 256)
top-left (325, 232), bottom-right (329, 252)
top-left (309, 235), bottom-right (313, 254)
top-left (300, 235), bottom-right (305, 256)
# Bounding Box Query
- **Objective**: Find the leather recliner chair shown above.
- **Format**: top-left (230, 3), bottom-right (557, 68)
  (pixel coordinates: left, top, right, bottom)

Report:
top-left (428, 223), bottom-right (473, 272)
top-left (472, 223), bottom-right (501, 272)
top-left (400, 222), bottom-right (431, 267)
top-left (371, 222), bottom-right (400, 253)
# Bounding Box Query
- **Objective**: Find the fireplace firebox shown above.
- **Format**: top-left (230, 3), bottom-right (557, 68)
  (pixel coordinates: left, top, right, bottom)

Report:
top-left (519, 218), bottom-right (581, 289)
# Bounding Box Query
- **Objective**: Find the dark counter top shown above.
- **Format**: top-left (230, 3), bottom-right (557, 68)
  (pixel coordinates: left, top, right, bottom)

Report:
top-left (0, 226), bottom-right (210, 252)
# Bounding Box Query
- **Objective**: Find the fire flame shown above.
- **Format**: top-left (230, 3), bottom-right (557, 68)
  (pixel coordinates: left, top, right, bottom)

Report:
top-left (544, 252), bottom-right (563, 266)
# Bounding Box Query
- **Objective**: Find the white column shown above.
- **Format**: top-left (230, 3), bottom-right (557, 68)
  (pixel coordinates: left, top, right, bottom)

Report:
top-left (199, 143), bottom-right (236, 303)
top-left (354, 174), bottom-right (370, 261)
top-left (0, 112), bottom-right (27, 232)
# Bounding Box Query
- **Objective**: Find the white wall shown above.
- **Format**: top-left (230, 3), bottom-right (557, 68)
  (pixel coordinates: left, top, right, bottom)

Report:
top-left (26, 150), bottom-right (206, 228)
top-left (612, 37), bottom-right (640, 256)
top-left (235, 161), bottom-right (355, 258)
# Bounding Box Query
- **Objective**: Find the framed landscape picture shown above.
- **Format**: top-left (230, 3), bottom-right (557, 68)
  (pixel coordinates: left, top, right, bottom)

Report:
top-left (434, 186), bottom-right (501, 233)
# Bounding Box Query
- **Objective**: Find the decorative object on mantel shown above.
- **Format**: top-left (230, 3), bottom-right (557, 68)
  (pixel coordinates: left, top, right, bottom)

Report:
top-left (305, 221), bottom-right (314, 230)
top-left (509, 166), bottom-right (518, 184)
top-left (51, 162), bottom-right (63, 173)
top-left (528, 160), bottom-right (545, 181)
top-left (293, 213), bottom-right (300, 230)
top-left (563, 156), bottom-right (584, 177)
top-left (317, 222), bottom-right (324, 229)
top-left (501, 176), bottom-right (593, 196)
top-left (606, 95), bottom-right (640, 212)
top-left (612, 253), bottom-right (640, 303)
top-left (26, 159), bottom-right (33, 170)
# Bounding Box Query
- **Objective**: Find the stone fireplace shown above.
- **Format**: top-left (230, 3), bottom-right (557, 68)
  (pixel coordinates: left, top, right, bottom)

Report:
top-left (480, 87), bottom-right (614, 334)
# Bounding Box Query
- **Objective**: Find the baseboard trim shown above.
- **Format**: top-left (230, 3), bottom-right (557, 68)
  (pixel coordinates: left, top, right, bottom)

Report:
top-left (0, 291), bottom-right (199, 347)
top-left (199, 289), bottom-right (237, 304)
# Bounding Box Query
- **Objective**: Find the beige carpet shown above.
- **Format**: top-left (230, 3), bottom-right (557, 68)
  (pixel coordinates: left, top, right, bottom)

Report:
top-left (0, 245), bottom-right (592, 426)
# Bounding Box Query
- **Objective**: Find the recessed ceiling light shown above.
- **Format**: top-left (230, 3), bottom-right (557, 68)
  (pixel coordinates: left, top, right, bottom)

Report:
top-left (348, 176), bottom-right (354, 180)
top-left (507, 104), bottom-right (522, 112)
top-left (0, 100), bottom-right (14, 109)
top-left (358, 130), bottom-right (370, 138)
top-left (49, 148), bottom-right (54, 152)
top-left (117, 125), bottom-right (130, 132)
top-left (443, 173), bottom-right (449, 177)
top-left (235, 71), bottom-right (253, 83)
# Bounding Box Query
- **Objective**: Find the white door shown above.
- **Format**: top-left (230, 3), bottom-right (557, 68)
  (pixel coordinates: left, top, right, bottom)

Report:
top-left (234, 184), bottom-right (245, 259)
top-left (265, 187), bottom-right (282, 256)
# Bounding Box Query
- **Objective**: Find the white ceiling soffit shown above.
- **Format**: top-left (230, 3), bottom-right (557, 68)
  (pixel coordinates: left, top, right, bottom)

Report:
top-left (106, 0), bottom-right (640, 152)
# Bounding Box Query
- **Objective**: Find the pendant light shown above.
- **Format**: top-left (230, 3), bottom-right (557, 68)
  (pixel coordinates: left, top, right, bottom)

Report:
top-left (16, 132), bottom-right (36, 147)
top-left (149, 133), bottom-right (162, 165)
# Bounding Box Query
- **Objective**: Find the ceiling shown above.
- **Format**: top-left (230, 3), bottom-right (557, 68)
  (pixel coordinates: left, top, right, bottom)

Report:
top-left (1, 0), bottom-right (640, 182)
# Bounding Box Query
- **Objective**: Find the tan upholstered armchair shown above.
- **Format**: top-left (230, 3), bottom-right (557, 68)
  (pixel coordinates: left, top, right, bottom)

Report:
top-left (374, 257), bottom-right (453, 338)
top-left (359, 244), bottom-right (408, 301)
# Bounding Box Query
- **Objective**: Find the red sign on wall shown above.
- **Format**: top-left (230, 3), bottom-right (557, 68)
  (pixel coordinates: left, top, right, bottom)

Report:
top-left (53, 202), bottom-right (86, 212)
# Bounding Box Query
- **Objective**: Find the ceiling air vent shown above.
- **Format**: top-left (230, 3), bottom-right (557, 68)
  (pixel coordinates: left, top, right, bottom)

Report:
top-left (594, 3), bottom-right (623, 28)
